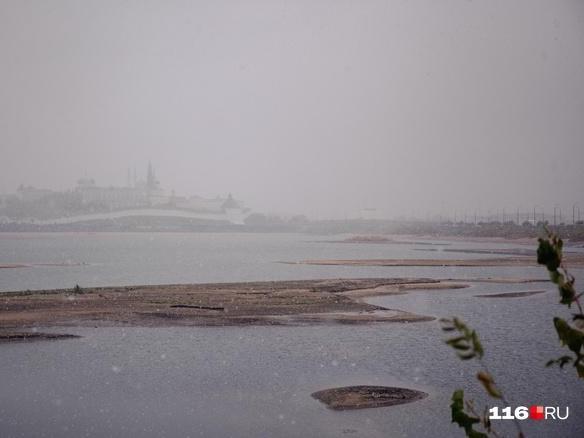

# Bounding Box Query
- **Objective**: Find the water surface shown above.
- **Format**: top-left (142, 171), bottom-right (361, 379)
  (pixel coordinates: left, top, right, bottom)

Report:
top-left (1, 232), bottom-right (583, 437)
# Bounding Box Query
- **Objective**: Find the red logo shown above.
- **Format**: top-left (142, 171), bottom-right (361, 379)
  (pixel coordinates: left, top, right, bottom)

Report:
top-left (530, 405), bottom-right (544, 420)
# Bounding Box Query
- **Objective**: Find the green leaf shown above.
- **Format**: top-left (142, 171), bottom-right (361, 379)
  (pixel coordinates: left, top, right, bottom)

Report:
top-left (546, 356), bottom-right (573, 368)
top-left (446, 336), bottom-right (467, 344)
top-left (443, 317), bottom-right (484, 362)
top-left (554, 317), bottom-right (584, 355)
top-left (559, 283), bottom-right (575, 306)
top-left (450, 390), bottom-right (488, 438)
top-left (458, 352), bottom-right (476, 360)
top-left (549, 270), bottom-right (562, 285)
top-left (471, 332), bottom-right (484, 359)
top-left (537, 239), bottom-right (561, 271)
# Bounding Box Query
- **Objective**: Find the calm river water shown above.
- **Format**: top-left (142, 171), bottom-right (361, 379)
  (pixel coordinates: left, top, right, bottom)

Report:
top-left (0, 232), bottom-right (583, 437)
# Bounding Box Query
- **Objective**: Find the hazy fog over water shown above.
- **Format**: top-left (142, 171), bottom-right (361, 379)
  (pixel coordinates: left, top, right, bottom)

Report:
top-left (1, 0), bottom-right (583, 218)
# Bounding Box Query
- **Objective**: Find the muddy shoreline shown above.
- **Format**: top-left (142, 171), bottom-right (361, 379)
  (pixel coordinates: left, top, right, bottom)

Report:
top-left (311, 386), bottom-right (428, 410)
top-left (285, 254), bottom-right (584, 268)
top-left (474, 290), bottom-right (547, 298)
top-left (0, 331), bottom-right (81, 343)
top-left (0, 278), bottom-right (469, 332)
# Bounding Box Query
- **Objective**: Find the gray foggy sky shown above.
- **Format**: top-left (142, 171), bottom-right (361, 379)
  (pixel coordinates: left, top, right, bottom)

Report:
top-left (1, 0), bottom-right (583, 219)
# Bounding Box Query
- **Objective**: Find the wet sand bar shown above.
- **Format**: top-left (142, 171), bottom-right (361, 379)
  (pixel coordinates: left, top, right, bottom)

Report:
top-left (286, 254), bottom-right (584, 267)
top-left (0, 278), bottom-right (466, 331)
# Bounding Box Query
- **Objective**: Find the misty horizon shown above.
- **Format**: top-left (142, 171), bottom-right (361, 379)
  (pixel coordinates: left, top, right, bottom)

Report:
top-left (2, 3), bottom-right (584, 438)
top-left (1, 0), bottom-right (583, 219)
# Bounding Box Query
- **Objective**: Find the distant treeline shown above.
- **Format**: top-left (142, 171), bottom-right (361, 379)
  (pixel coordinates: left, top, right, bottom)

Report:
top-left (392, 220), bottom-right (584, 241)
top-left (2, 214), bottom-right (584, 241)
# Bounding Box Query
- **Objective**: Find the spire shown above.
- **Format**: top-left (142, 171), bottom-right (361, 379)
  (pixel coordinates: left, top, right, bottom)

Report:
top-left (146, 162), bottom-right (158, 191)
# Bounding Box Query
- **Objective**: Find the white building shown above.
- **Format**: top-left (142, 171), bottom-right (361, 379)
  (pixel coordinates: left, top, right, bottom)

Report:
top-left (75, 178), bottom-right (149, 209)
top-left (16, 185), bottom-right (54, 202)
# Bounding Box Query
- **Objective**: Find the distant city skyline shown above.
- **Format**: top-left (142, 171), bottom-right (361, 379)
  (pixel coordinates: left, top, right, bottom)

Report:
top-left (3, 174), bottom-right (582, 224)
top-left (1, 1), bottom-right (583, 219)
